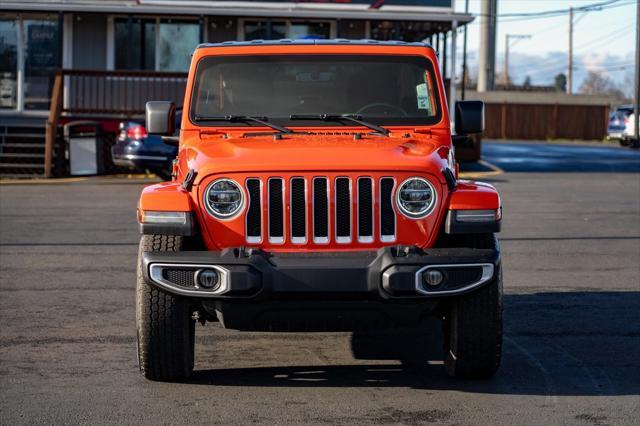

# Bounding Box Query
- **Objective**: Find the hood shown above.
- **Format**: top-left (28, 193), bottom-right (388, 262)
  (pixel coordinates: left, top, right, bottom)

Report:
top-left (183, 132), bottom-right (450, 185)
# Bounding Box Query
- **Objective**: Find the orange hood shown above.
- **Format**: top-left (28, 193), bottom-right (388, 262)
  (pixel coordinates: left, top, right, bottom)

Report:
top-left (181, 132), bottom-right (451, 185)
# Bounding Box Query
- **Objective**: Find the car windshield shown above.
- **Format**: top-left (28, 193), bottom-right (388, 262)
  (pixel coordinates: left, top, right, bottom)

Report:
top-left (189, 54), bottom-right (442, 127)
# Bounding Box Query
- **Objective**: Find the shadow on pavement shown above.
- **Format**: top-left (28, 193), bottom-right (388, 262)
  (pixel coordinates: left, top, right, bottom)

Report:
top-left (188, 291), bottom-right (640, 396)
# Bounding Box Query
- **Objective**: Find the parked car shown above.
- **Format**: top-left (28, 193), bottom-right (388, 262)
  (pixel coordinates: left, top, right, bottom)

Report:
top-left (607, 105), bottom-right (638, 146)
top-left (136, 40), bottom-right (502, 382)
top-left (111, 115), bottom-right (180, 180)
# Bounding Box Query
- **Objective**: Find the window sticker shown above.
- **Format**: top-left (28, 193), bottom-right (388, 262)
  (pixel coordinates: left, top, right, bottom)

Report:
top-left (416, 83), bottom-right (431, 112)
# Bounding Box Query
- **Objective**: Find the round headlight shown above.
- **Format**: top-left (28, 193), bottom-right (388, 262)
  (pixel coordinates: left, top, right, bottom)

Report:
top-left (396, 177), bottom-right (437, 218)
top-left (204, 179), bottom-right (244, 219)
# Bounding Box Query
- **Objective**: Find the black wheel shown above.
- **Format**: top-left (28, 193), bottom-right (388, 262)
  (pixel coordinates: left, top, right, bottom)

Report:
top-left (136, 234), bottom-right (195, 381)
top-left (442, 234), bottom-right (503, 379)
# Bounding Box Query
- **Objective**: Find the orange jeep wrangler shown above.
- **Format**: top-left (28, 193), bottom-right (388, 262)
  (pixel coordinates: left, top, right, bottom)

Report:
top-left (136, 40), bottom-right (502, 382)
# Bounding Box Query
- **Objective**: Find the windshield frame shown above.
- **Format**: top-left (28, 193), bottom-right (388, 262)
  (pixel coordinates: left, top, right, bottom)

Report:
top-left (187, 53), bottom-right (443, 129)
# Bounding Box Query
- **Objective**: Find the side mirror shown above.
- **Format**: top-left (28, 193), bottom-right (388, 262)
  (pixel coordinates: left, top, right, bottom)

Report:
top-left (146, 101), bottom-right (175, 135)
top-left (454, 100), bottom-right (484, 135)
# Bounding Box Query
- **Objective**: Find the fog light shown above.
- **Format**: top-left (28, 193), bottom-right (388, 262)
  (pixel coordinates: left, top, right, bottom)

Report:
top-left (195, 269), bottom-right (220, 290)
top-left (423, 269), bottom-right (444, 287)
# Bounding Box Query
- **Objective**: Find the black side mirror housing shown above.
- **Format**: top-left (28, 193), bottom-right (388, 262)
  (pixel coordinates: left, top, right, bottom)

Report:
top-left (146, 101), bottom-right (175, 135)
top-left (454, 100), bottom-right (485, 135)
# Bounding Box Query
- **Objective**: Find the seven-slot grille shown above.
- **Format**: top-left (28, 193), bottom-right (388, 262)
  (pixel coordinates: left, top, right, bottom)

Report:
top-left (245, 177), bottom-right (397, 245)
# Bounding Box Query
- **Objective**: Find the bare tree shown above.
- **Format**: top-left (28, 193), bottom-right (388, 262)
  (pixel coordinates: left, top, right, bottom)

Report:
top-left (579, 71), bottom-right (626, 101)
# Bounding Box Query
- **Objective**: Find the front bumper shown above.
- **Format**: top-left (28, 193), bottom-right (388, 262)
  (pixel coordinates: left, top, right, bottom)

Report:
top-left (142, 245), bottom-right (500, 301)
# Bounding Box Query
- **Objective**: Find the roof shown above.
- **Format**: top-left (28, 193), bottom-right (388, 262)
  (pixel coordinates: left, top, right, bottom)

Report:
top-left (0, 0), bottom-right (474, 24)
top-left (197, 39), bottom-right (433, 49)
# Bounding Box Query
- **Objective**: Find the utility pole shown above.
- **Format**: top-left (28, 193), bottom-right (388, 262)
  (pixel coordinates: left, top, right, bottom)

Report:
top-left (477, 0), bottom-right (497, 92)
top-left (504, 34), bottom-right (531, 86)
top-left (634, 0), bottom-right (639, 146)
top-left (461, 0), bottom-right (469, 99)
top-left (567, 6), bottom-right (574, 95)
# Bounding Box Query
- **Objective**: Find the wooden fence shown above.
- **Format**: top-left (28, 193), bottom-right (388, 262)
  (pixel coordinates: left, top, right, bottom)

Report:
top-left (483, 102), bottom-right (610, 140)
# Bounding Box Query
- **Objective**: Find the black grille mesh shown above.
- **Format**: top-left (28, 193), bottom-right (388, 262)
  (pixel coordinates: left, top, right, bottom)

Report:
top-left (380, 178), bottom-right (395, 238)
top-left (313, 178), bottom-right (329, 239)
top-left (358, 178), bottom-right (373, 238)
top-left (269, 178), bottom-right (284, 238)
top-left (163, 269), bottom-right (195, 288)
top-left (246, 179), bottom-right (261, 238)
top-left (445, 267), bottom-right (483, 287)
top-left (291, 178), bottom-right (306, 239)
top-left (335, 178), bottom-right (351, 238)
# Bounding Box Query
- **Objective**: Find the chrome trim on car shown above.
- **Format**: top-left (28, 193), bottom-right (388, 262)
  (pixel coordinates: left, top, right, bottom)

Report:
top-left (290, 177), bottom-right (307, 244)
top-left (312, 177), bottom-right (330, 245)
top-left (357, 177), bottom-right (374, 243)
top-left (268, 177), bottom-right (285, 244)
top-left (245, 178), bottom-right (262, 244)
top-left (379, 177), bottom-right (396, 243)
top-left (203, 178), bottom-right (245, 221)
top-left (396, 176), bottom-right (437, 219)
top-left (334, 176), bottom-right (352, 244)
top-left (148, 262), bottom-right (230, 297)
top-left (414, 263), bottom-right (494, 295)
top-left (123, 154), bottom-right (169, 161)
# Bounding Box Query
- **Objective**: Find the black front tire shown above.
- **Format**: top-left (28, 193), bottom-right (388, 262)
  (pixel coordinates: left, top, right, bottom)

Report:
top-left (136, 235), bottom-right (195, 381)
top-left (442, 234), bottom-right (503, 379)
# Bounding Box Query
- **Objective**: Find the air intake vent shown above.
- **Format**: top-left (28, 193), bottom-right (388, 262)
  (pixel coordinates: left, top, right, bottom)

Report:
top-left (290, 178), bottom-right (306, 243)
top-left (335, 177), bottom-right (351, 243)
top-left (246, 179), bottom-right (262, 243)
top-left (380, 177), bottom-right (396, 242)
top-left (358, 178), bottom-right (373, 243)
top-left (313, 178), bottom-right (329, 243)
top-left (268, 178), bottom-right (284, 243)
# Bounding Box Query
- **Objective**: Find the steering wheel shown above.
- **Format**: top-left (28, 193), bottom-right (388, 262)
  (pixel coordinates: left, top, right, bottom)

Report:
top-left (356, 103), bottom-right (408, 117)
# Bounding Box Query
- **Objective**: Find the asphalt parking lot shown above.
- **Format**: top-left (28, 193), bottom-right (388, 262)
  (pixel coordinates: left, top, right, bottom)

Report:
top-left (1, 141), bottom-right (639, 425)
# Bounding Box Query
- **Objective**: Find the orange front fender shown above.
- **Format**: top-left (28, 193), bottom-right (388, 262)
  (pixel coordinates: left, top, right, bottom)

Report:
top-left (138, 182), bottom-right (194, 212)
top-left (448, 180), bottom-right (501, 211)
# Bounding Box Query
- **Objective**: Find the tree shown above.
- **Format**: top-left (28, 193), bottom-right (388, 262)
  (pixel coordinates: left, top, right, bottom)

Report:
top-left (579, 71), bottom-right (626, 101)
top-left (554, 73), bottom-right (567, 92)
top-left (523, 75), bottom-right (532, 88)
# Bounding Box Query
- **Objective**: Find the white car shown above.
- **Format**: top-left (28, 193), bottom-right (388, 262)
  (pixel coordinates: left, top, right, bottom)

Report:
top-left (608, 105), bottom-right (638, 146)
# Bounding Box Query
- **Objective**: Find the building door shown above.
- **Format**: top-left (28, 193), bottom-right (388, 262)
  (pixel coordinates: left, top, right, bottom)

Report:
top-left (0, 13), bottom-right (61, 113)
top-left (23, 16), bottom-right (61, 110)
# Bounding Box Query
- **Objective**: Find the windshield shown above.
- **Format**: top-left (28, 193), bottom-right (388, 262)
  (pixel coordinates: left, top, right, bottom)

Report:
top-left (189, 54), bottom-right (442, 127)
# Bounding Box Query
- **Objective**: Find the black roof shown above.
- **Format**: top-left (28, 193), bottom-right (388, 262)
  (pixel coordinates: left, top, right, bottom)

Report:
top-left (196, 39), bottom-right (433, 50)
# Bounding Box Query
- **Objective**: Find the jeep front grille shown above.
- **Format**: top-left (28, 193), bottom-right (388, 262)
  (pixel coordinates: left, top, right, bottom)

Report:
top-left (245, 176), bottom-right (396, 245)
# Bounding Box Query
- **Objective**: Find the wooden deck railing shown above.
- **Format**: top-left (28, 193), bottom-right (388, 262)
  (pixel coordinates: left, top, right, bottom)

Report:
top-left (45, 69), bottom-right (188, 177)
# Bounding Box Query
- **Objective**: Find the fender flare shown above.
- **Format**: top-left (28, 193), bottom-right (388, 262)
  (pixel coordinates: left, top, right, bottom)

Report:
top-left (138, 182), bottom-right (197, 236)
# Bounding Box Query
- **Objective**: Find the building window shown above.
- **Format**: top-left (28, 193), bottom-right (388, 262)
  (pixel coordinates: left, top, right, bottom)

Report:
top-left (158, 20), bottom-right (199, 71)
top-left (0, 16), bottom-right (18, 110)
top-left (289, 21), bottom-right (330, 40)
top-left (114, 18), bottom-right (156, 70)
top-left (244, 20), bottom-right (286, 41)
top-left (23, 17), bottom-right (61, 110)
top-left (113, 17), bottom-right (199, 72)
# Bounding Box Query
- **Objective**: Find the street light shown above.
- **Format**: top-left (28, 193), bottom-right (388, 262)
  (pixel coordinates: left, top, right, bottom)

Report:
top-left (504, 34), bottom-right (532, 86)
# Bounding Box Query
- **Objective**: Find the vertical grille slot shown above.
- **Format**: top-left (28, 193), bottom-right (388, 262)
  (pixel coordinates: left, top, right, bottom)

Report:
top-left (245, 179), bottom-right (262, 243)
top-left (357, 177), bottom-right (374, 243)
top-left (313, 177), bottom-right (329, 243)
top-left (380, 177), bottom-right (396, 242)
top-left (290, 178), bottom-right (306, 244)
top-left (335, 177), bottom-right (352, 243)
top-left (268, 178), bottom-right (284, 243)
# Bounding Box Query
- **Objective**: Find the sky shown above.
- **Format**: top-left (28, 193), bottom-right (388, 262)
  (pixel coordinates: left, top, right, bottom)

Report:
top-left (452, 0), bottom-right (638, 94)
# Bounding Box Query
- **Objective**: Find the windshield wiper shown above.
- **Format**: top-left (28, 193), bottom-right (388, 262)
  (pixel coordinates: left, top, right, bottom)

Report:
top-left (289, 114), bottom-right (390, 136)
top-left (193, 115), bottom-right (293, 134)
